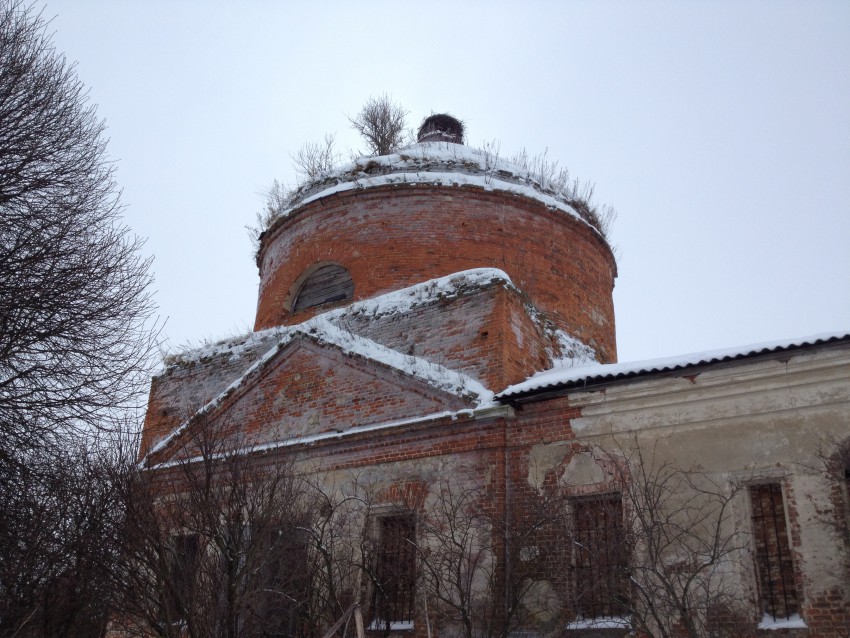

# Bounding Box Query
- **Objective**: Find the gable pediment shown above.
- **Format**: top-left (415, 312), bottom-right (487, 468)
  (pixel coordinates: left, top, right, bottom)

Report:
top-left (145, 327), bottom-right (479, 464)
top-left (220, 337), bottom-right (471, 444)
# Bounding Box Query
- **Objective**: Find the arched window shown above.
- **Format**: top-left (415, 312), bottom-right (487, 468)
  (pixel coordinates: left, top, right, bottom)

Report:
top-left (292, 263), bottom-right (354, 312)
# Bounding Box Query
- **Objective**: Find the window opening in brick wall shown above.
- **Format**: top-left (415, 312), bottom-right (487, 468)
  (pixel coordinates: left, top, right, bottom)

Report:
top-left (750, 483), bottom-right (799, 621)
top-left (292, 264), bottom-right (353, 312)
top-left (249, 523), bottom-right (310, 637)
top-left (572, 494), bottom-right (629, 621)
top-left (164, 533), bottom-right (200, 625)
top-left (371, 514), bottom-right (416, 630)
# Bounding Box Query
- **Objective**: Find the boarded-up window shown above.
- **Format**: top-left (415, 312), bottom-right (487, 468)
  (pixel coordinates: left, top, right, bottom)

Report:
top-left (572, 495), bottom-right (629, 620)
top-left (371, 514), bottom-right (416, 629)
top-left (750, 483), bottom-right (799, 621)
top-left (292, 264), bottom-right (353, 312)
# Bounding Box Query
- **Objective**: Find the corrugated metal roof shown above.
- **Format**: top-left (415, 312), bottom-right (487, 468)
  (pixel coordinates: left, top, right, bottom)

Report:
top-left (498, 331), bottom-right (850, 400)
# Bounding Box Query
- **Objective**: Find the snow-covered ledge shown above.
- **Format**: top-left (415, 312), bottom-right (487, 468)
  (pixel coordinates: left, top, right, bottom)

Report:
top-left (757, 613), bottom-right (807, 630)
top-left (566, 615), bottom-right (631, 630)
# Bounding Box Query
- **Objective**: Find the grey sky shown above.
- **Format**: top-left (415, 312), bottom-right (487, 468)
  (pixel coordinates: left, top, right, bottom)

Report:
top-left (47, 1), bottom-right (850, 364)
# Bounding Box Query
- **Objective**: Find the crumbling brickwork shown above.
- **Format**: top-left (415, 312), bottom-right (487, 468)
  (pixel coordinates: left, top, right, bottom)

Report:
top-left (138, 140), bottom-right (850, 637)
top-left (255, 186), bottom-right (617, 363)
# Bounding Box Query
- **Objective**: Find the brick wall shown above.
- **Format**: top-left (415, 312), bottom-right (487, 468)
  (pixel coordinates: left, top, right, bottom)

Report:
top-left (139, 333), bottom-right (280, 457)
top-left (331, 280), bottom-right (553, 392)
top-left (255, 185), bottom-right (618, 362)
top-left (144, 337), bottom-right (474, 465)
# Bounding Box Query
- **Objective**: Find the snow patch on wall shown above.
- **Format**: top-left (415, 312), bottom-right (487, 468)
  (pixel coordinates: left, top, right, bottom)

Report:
top-left (566, 616), bottom-right (631, 630)
top-left (550, 329), bottom-right (597, 368)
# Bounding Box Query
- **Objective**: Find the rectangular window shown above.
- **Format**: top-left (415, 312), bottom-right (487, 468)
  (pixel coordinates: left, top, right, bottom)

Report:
top-left (750, 483), bottom-right (799, 621)
top-left (165, 533), bottom-right (200, 623)
top-left (371, 514), bottom-right (416, 630)
top-left (572, 494), bottom-right (629, 620)
top-left (250, 523), bottom-right (310, 636)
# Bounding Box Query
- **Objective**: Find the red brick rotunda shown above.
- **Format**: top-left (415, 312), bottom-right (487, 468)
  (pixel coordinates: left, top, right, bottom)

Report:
top-left (254, 114), bottom-right (619, 364)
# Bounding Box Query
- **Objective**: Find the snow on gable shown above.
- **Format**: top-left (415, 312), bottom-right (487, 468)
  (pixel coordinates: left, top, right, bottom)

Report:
top-left (326, 267), bottom-right (513, 321)
top-left (144, 313), bottom-right (494, 463)
top-left (162, 268), bottom-right (513, 371)
top-left (187, 332), bottom-right (473, 449)
top-left (324, 267), bottom-right (596, 373)
top-left (302, 317), bottom-right (492, 404)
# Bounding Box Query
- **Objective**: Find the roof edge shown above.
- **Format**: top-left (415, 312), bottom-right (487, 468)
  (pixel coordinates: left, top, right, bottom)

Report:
top-left (499, 332), bottom-right (850, 401)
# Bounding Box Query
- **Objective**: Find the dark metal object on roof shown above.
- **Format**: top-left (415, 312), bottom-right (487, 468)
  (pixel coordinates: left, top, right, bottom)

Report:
top-left (417, 114), bottom-right (465, 144)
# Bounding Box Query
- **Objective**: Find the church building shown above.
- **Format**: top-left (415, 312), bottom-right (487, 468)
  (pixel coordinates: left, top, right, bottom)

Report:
top-left (139, 115), bottom-right (850, 637)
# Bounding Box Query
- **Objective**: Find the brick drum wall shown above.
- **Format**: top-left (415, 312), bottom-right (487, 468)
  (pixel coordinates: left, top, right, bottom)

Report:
top-left (255, 185), bottom-right (618, 363)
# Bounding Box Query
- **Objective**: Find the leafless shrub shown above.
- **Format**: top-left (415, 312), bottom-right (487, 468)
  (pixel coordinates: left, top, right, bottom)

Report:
top-left (113, 416), bottom-right (312, 638)
top-left (510, 148), bottom-right (617, 240)
top-left (348, 94), bottom-right (408, 156)
top-left (598, 438), bottom-right (750, 638)
top-left (247, 178), bottom-right (292, 252)
top-left (292, 133), bottom-right (340, 182)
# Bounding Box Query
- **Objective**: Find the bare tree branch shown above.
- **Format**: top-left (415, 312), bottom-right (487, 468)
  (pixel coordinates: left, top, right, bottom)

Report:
top-left (0, 0), bottom-right (159, 461)
top-left (348, 95), bottom-right (407, 156)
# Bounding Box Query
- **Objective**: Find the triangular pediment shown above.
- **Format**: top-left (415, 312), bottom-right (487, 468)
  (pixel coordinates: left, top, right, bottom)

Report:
top-left (145, 325), bottom-right (481, 464)
top-left (218, 336), bottom-right (472, 444)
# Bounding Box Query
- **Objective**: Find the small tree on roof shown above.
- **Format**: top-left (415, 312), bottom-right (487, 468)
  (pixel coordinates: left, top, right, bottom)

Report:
top-left (348, 94), bottom-right (408, 156)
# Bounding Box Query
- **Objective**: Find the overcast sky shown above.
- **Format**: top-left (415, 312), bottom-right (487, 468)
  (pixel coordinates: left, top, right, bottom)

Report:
top-left (46, 1), bottom-right (850, 364)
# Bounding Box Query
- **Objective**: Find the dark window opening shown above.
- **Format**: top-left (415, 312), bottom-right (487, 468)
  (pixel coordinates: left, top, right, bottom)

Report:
top-left (750, 483), bottom-right (799, 621)
top-left (572, 495), bottom-right (629, 620)
top-left (163, 534), bottom-right (200, 626)
top-left (292, 264), bottom-right (353, 312)
top-left (248, 523), bottom-right (310, 638)
top-left (371, 514), bottom-right (416, 630)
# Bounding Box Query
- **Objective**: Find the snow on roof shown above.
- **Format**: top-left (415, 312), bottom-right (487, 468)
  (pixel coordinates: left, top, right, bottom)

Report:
top-left (325, 267), bottom-right (513, 320)
top-left (161, 324), bottom-right (291, 368)
top-left (499, 331), bottom-right (850, 399)
top-left (270, 142), bottom-right (605, 239)
top-left (145, 310), bottom-right (494, 462)
top-left (164, 268), bottom-right (514, 369)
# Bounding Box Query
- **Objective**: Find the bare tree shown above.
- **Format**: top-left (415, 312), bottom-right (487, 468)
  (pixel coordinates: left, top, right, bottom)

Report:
top-left (292, 133), bottom-right (339, 182)
top-left (596, 439), bottom-right (750, 638)
top-left (348, 95), bottom-right (408, 156)
top-left (0, 3), bottom-right (157, 635)
top-left (113, 417), bottom-right (311, 638)
top-left (0, 0), bottom-right (157, 460)
top-left (411, 479), bottom-right (567, 638)
top-left (0, 435), bottom-right (130, 638)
